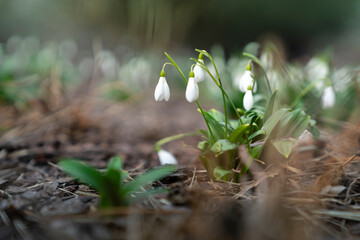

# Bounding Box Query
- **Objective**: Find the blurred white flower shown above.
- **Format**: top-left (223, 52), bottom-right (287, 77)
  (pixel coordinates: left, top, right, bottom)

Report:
top-left (238, 70), bottom-right (257, 92)
top-left (306, 58), bottom-right (329, 90)
top-left (158, 149), bottom-right (177, 165)
top-left (185, 75), bottom-right (199, 103)
top-left (243, 87), bottom-right (254, 111)
top-left (193, 59), bottom-right (206, 83)
top-left (154, 71), bottom-right (170, 101)
top-left (321, 86), bottom-right (335, 108)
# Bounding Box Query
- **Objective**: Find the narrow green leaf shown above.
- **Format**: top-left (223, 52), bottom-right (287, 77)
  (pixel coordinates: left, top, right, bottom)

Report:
top-left (248, 129), bottom-right (266, 141)
top-left (264, 89), bottom-right (280, 122)
top-left (229, 124), bottom-right (249, 143)
top-left (199, 110), bottom-right (226, 140)
top-left (127, 188), bottom-right (169, 205)
top-left (213, 166), bottom-right (232, 180)
top-left (208, 108), bottom-right (225, 122)
top-left (250, 145), bottom-right (263, 158)
top-left (122, 165), bottom-right (176, 196)
top-left (262, 108), bottom-right (289, 140)
top-left (210, 139), bottom-right (237, 156)
top-left (272, 138), bottom-right (299, 158)
top-left (59, 159), bottom-right (107, 192)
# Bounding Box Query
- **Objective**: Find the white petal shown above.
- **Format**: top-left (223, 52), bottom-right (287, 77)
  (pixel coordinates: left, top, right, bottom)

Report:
top-left (321, 87), bottom-right (335, 108)
top-left (158, 150), bottom-right (177, 165)
top-left (238, 70), bottom-right (255, 92)
top-left (185, 77), bottom-right (199, 102)
top-left (154, 77), bottom-right (170, 102)
top-left (163, 78), bottom-right (170, 101)
top-left (194, 59), bottom-right (205, 83)
top-left (243, 90), bottom-right (254, 111)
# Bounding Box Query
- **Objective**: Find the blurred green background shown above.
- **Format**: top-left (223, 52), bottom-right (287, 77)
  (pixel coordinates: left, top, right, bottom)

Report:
top-left (1, 0), bottom-right (360, 57)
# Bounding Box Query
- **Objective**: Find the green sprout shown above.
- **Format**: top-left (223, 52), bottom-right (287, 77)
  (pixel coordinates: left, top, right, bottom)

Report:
top-left (59, 156), bottom-right (176, 208)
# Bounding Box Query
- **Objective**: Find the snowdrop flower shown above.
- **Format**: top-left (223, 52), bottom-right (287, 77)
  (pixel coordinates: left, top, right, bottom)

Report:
top-left (243, 86), bottom-right (254, 111)
top-left (154, 70), bottom-right (170, 102)
top-left (157, 149), bottom-right (177, 165)
top-left (238, 63), bottom-right (257, 92)
top-left (185, 71), bottom-right (199, 102)
top-left (193, 53), bottom-right (206, 83)
top-left (321, 86), bottom-right (335, 109)
top-left (306, 57), bottom-right (329, 90)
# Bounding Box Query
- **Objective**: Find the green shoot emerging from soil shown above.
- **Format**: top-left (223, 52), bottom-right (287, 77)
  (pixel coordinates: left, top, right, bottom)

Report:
top-left (59, 156), bottom-right (176, 208)
top-left (155, 48), bottom-right (317, 182)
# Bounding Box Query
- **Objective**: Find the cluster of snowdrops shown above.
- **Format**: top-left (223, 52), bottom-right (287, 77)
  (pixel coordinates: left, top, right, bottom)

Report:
top-left (153, 48), bottom-right (341, 182)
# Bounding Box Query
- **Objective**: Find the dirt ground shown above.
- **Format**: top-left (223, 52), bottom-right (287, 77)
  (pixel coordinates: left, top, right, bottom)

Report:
top-left (0, 93), bottom-right (360, 240)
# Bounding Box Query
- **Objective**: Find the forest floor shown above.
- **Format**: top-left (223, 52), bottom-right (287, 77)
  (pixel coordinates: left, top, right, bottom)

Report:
top-left (0, 93), bottom-right (360, 240)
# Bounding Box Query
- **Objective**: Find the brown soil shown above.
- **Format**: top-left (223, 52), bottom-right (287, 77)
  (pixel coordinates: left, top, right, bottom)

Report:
top-left (1, 93), bottom-right (360, 240)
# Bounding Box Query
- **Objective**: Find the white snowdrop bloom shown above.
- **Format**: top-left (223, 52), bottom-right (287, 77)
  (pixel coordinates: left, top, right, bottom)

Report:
top-left (243, 86), bottom-right (254, 111)
top-left (306, 58), bottom-right (329, 90)
top-left (238, 70), bottom-right (257, 92)
top-left (193, 59), bottom-right (206, 83)
top-left (321, 86), bottom-right (335, 109)
top-left (154, 71), bottom-right (170, 102)
top-left (158, 149), bottom-right (177, 165)
top-left (185, 72), bottom-right (199, 103)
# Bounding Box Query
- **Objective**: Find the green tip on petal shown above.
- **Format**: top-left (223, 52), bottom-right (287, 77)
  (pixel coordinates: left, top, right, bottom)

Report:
top-left (246, 61), bottom-right (252, 71)
top-left (247, 85), bottom-right (252, 91)
top-left (189, 71), bottom-right (195, 78)
top-left (160, 70), bottom-right (166, 77)
top-left (325, 78), bottom-right (332, 87)
top-left (198, 53), bottom-right (204, 60)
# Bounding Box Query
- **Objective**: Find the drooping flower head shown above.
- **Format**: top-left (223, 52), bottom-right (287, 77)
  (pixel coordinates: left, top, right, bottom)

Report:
top-left (154, 70), bottom-right (170, 102)
top-left (243, 85), bottom-right (254, 111)
top-left (157, 149), bottom-right (177, 165)
top-left (193, 53), bottom-right (206, 83)
top-left (185, 71), bottom-right (199, 102)
top-left (238, 62), bottom-right (257, 92)
top-left (321, 80), bottom-right (335, 109)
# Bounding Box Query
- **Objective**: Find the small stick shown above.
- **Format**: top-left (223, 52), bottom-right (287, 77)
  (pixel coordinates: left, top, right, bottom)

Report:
top-left (342, 152), bottom-right (360, 166)
top-left (189, 167), bottom-right (196, 188)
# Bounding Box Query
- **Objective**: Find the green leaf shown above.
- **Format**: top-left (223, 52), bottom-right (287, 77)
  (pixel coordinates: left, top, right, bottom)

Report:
top-left (248, 129), bottom-right (266, 141)
top-left (122, 165), bottom-right (176, 196)
top-left (213, 166), bottom-right (232, 180)
top-left (199, 110), bottom-right (226, 140)
top-left (250, 145), bottom-right (263, 158)
top-left (208, 108), bottom-right (225, 122)
top-left (105, 156), bottom-right (128, 186)
top-left (272, 138), bottom-right (299, 158)
top-left (127, 188), bottom-right (169, 205)
top-left (59, 159), bottom-right (107, 192)
top-left (106, 156), bottom-right (123, 172)
top-left (264, 89), bottom-right (280, 122)
top-left (197, 141), bottom-right (209, 151)
top-left (262, 108), bottom-right (289, 140)
top-left (210, 139), bottom-right (237, 156)
top-left (229, 124), bottom-right (249, 143)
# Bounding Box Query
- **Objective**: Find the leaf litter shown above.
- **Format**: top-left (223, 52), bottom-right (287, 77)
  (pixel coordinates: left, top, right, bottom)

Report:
top-left (0, 95), bottom-right (360, 240)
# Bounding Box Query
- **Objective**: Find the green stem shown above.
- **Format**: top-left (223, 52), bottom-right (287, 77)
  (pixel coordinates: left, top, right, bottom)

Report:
top-left (222, 92), bottom-right (228, 137)
top-left (243, 52), bottom-right (272, 95)
top-left (191, 55), bottom-right (229, 138)
top-left (154, 132), bottom-right (200, 152)
top-left (221, 87), bottom-right (251, 150)
top-left (164, 53), bottom-right (216, 144)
